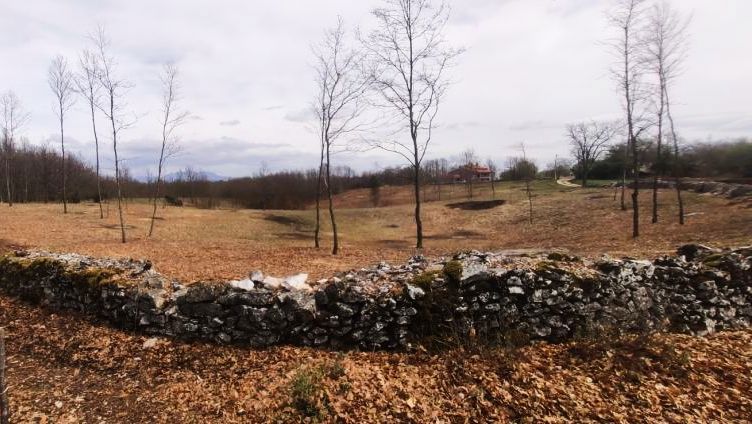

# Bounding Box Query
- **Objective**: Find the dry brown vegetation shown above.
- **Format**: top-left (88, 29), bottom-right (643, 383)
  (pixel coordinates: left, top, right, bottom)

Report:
top-left (2, 295), bottom-right (751, 422)
top-left (0, 181), bottom-right (749, 282)
top-left (1, 182), bottom-right (752, 422)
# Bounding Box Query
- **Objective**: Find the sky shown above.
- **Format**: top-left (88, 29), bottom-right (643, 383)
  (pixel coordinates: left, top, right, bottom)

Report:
top-left (0, 0), bottom-right (750, 179)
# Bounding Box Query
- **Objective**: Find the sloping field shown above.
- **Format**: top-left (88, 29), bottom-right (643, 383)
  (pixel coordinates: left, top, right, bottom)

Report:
top-left (0, 181), bottom-right (750, 282)
top-left (1, 183), bottom-right (752, 422)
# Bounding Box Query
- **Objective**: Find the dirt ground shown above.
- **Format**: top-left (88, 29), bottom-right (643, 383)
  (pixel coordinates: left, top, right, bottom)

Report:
top-left (0, 181), bottom-right (750, 282)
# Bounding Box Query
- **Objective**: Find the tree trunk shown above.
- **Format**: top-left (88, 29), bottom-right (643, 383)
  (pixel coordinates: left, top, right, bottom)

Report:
top-left (314, 140), bottom-right (324, 249)
top-left (4, 150), bottom-right (12, 207)
top-left (620, 160), bottom-right (627, 211)
top-left (325, 142), bottom-right (338, 255)
top-left (60, 113), bottom-right (68, 214)
top-left (149, 120), bottom-right (169, 237)
top-left (652, 81), bottom-right (665, 224)
top-left (110, 96), bottom-right (126, 243)
top-left (582, 166), bottom-right (589, 188)
top-left (665, 90), bottom-right (685, 225)
top-left (525, 179), bottom-right (534, 224)
top-left (89, 101), bottom-right (104, 219)
top-left (0, 327), bottom-right (8, 424)
top-left (413, 161), bottom-right (423, 250)
top-left (148, 170), bottom-right (163, 237)
top-left (631, 136), bottom-right (640, 238)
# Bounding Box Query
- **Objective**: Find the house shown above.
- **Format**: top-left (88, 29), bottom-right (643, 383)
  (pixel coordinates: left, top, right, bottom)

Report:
top-left (446, 164), bottom-right (493, 183)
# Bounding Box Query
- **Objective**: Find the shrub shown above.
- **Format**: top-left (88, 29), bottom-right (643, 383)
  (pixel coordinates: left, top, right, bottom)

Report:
top-left (442, 260), bottom-right (463, 282)
top-left (288, 366), bottom-right (325, 418)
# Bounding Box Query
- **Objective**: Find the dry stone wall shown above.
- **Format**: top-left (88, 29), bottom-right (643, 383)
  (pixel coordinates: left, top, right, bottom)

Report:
top-left (0, 245), bottom-right (750, 350)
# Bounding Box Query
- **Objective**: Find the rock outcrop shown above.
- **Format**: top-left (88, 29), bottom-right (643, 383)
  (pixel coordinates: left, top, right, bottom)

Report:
top-left (1, 246), bottom-right (750, 350)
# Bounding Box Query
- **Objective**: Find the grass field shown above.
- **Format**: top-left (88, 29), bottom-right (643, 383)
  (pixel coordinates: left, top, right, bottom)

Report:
top-left (0, 180), bottom-right (750, 281)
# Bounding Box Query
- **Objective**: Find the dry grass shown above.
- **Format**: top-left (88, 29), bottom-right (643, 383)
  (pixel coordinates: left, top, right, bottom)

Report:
top-left (0, 181), bottom-right (750, 282)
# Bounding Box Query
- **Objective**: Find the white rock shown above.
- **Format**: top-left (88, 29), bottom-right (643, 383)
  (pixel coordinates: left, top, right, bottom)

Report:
top-left (406, 284), bottom-right (425, 300)
top-left (283, 273), bottom-right (311, 291)
top-left (250, 270), bottom-right (264, 282)
top-left (262, 276), bottom-right (284, 290)
top-left (508, 286), bottom-right (525, 295)
top-left (230, 278), bottom-right (255, 291)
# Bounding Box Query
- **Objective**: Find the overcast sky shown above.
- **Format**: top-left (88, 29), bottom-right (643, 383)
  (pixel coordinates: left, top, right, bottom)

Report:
top-left (1, 0), bottom-right (750, 178)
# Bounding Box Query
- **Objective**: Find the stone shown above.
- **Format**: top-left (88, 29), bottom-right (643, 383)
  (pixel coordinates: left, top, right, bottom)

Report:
top-left (405, 284), bottom-right (425, 300)
top-left (249, 270), bottom-right (264, 282)
top-left (262, 276), bottom-right (284, 290)
top-left (2, 246), bottom-right (751, 353)
top-left (230, 279), bottom-right (255, 291)
top-left (509, 286), bottom-right (525, 295)
top-left (282, 273), bottom-right (310, 291)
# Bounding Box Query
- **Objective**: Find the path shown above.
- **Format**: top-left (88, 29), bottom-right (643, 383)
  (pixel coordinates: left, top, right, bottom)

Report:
top-left (556, 177), bottom-right (581, 188)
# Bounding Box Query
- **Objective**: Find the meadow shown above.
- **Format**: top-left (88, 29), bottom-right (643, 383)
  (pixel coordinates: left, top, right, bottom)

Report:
top-left (0, 180), bottom-right (749, 282)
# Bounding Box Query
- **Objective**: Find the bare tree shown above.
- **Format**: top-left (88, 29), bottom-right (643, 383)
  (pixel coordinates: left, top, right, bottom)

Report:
top-left (91, 26), bottom-right (133, 243)
top-left (363, 0), bottom-right (461, 249)
top-left (645, 1), bottom-right (690, 225)
top-left (459, 148), bottom-right (478, 198)
top-left (486, 158), bottom-right (497, 198)
top-left (48, 55), bottom-right (76, 214)
top-left (608, 0), bottom-right (649, 238)
top-left (1, 91), bottom-right (29, 207)
top-left (520, 143), bottom-right (534, 224)
top-left (0, 327), bottom-right (7, 424)
top-left (566, 121), bottom-right (617, 188)
top-left (149, 64), bottom-right (188, 237)
top-left (313, 17), bottom-right (369, 255)
top-left (75, 49), bottom-right (105, 218)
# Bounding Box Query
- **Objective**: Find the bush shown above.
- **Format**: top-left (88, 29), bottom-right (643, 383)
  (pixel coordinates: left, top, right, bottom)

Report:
top-left (288, 366), bottom-right (325, 418)
top-left (164, 195), bottom-right (183, 206)
top-left (442, 260), bottom-right (463, 282)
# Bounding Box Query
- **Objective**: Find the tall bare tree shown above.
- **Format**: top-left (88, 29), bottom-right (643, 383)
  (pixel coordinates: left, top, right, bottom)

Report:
top-left (91, 26), bottom-right (133, 243)
top-left (566, 121), bottom-right (617, 188)
top-left (645, 0), bottom-right (690, 225)
top-left (149, 64), bottom-right (188, 237)
top-left (76, 49), bottom-right (105, 218)
top-left (608, 0), bottom-right (648, 238)
top-left (313, 17), bottom-right (369, 255)
top-left (363, 0), bottom-right (461, 249)
top-left (48, 55), bottom-right (76, 214)
top-left (1, 91), bottom-right (29, 207)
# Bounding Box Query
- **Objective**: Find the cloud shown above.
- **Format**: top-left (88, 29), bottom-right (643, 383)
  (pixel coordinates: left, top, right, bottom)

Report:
top-left (284, 108), bottom-right (314, 123)
top-left (1, 0), bottom-right (750, 179)
top-left (508, 120), bottom-right (562, 132)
